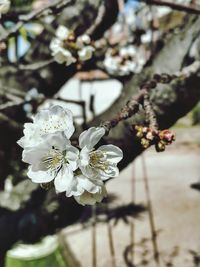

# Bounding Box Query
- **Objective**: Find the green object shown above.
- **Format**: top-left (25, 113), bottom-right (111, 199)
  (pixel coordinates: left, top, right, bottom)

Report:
top-left (5, 236), bottom-right (67, 267)
top-left (192, 102), bottom-right (200, 125)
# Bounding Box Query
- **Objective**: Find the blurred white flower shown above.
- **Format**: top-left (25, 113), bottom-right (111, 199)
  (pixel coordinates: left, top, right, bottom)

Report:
top-left (23, 132), bottom-right (79, 193)
top-left (25, 88), bottom-right (44, 102)
top-left (76, 34), bottom-right (91, 48)
top-left (127, 45), bottom-right (136, 57)
top-left (104, 56), bottom-right (120, 75)
top-left (0, 0), bottom-right (10, 16)
top-left (49, 38), bottom-right (63, 54)
top-left (141, 30), bottom-right (152, 43)
top-left (17, 105), bottom-right (74, 148)
top-left (53, 47), bottom-right (76, 65)
top-left (78, 127), bottom-right (123, 180)
top-left (50, 25), bottom-right (76, 65)
top-left (104, 45), bottom-right (143, 76)
top-left (50, 25), bottom-right (94, 65)
top-left (119, 47), bottom-right (129, 57)
top-left (78, 46), bottom-right (94, 61)
top-left (56, 25), bottom-right (70, 40)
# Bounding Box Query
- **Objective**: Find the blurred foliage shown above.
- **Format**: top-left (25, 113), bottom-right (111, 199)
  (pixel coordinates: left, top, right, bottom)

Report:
top-left (192, 101), bottom-right (200, 125)
top-left (10, 0), bottom-right (33, 7)
top-left (5, 247), bottom-right (67, 267)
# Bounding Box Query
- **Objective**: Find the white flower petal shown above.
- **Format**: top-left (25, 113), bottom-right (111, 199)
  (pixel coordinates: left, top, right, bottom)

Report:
top-left (76, 35), bottom-right (91, 48)
top-left (34, 105), bottom-right (75, 139)
top-left (79, 146), bottom-right (90, 166)
top-left (22, 132), bottom-right (70, 171)
top-left (67, 174), bottom-right (103, 198)
top-left (53, 48), bottom-right (75, 65)
top-left (80, 165), bottom-right (98, 179)
top-left (79, 127), bottom-right (105, 150)
top-left (27, 167), bottom-right (55, 183)
top-left (22, 146), bottom-right (47, 171)
top-left (56, 25), bottom-right (70, 40)
top-left (17, 123), bottom-right (40, 148)
top-left (98, 145), bottom-right (123, 164)
top-left (98, 165), bottom-right (119, 180)
top-left (18, 105), bottom-right (75, 149)
top-left (50, 38), bottom-right (62, 54)
top-left (65, 145), bottom-right (79, 171)
top-left (74, 184), bottom-right (107, 206)
top-left (78, 46), bottom-right (94, 61)
top-left (77, 175), bottom-right (102, 194)
top-left (54, 167), bottom-right (74, 193)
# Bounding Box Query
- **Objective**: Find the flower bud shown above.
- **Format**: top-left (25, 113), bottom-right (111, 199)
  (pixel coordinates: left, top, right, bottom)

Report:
top-left (159, 129), bottom-right (175, 144)
top-left (156, 141), bottom-right (166, 152)
top-left (141, 138), bottom-right (150, 148)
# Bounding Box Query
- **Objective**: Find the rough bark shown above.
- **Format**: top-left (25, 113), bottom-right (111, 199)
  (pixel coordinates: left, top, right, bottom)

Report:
top-left (89, 15), bottom-right (200, 170)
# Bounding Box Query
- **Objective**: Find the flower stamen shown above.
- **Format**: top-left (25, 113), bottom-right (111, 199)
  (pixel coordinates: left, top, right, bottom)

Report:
top-left (89, 151), bottom-right (109, 171)
top-left (42, 148), bottom-right (64, 172)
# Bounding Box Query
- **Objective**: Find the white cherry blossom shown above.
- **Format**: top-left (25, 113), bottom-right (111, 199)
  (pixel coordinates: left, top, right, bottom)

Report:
top-left (49, 38), bottom-right (63, 55)
top-left (17, 105), bottom-right (74, 148)
top-left (104, 45), bottom-right (144, 76)
top-left (53, 47), bottom-right (76, 65)
top-left (78, 127), bottom-right (123, 180)
top-left (50, 25), bottom-right (94, 65)
top-left (17, 105), bottom-right (123, 206)
top-left (104, 56), bottom-right (120, 75)
top-left (50, 25), bottom-right (76, 65)
top-left (55, 25), bottom-right (70, 40)
top-left (66, 173), bottom-right (107, 205)
top-left (23, 132), bottom-right (79, 193)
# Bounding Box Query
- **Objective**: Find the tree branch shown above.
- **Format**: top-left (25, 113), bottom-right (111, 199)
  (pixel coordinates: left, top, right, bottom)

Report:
top-left (0, 0), bottom-right (75, 42)
top-left (143, 0), bottom-right (200, 15)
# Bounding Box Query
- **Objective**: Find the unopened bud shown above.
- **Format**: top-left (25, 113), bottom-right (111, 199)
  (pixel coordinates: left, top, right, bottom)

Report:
top-left (141, 138), bottom-right (150, 148)
top-left (146, 131), bottom-right (154, 140)
top-left (156, 141), bottom-right (166, 152)
top-left (159, 129), bottom-right (175, 144)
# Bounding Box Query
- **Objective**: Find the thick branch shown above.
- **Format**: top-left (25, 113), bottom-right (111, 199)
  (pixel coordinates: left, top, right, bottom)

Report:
top-left (89, 15), bottom-right (200, 170)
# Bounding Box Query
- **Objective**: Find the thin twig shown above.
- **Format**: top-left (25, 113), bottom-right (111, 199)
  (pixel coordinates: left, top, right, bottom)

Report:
top-left (6, 59), bottom-right (55, 71)
top-left (143, 92), bottom-right (158, 130)
top-left (143, 0), bottom-right (200, 15)
top-left (101, 73), bottom-right (176, 134)
top-left (0, 0), bottom-right (75, 42)
top-left (86, 3), bottom-right (106, 36)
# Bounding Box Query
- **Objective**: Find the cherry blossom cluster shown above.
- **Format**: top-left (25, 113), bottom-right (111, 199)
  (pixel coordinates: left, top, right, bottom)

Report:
top-left (134, 125), bottom-right (175, 152)
top-left (103, 45), bottom-right (144, 76)
top-left (0, 0), bottom-right (10, 17)
top-left (17, 106), bottom-right (123, 205)
top-left (49, 25), bottom-right (95, 66)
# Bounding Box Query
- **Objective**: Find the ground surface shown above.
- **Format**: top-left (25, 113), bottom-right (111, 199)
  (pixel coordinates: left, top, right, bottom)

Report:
top-left (62, 126), bottom-right (200, 267)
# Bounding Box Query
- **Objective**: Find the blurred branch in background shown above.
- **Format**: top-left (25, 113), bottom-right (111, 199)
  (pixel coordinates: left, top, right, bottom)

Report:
top-left (0, 0), bottom-right (75, 42)
top-left (143, 0), bottom-right (200, 14)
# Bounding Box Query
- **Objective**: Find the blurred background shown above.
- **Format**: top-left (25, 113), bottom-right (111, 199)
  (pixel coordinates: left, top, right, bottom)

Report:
top-left (0, 0), bottom-right (200, 266)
